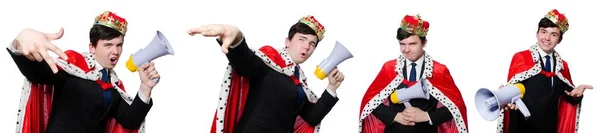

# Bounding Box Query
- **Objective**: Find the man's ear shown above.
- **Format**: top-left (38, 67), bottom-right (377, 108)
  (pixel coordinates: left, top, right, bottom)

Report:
top-left (89, 43), bottom-right (95, 54)
top-left (285, 37), bottom-right (291, 48)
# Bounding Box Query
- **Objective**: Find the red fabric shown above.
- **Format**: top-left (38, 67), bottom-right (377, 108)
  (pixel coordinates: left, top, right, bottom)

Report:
top-left (20, 50), bottom-right (140, 133)
top-left (502, 50), bottom-right (578, 133)
top-left (359, 59), bottom-right (468, 133)
top-left (210, 46), bottom-right (315, 133)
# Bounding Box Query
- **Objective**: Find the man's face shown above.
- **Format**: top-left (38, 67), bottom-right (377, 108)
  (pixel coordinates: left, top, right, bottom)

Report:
top-left (285, 33), bottom-right (318, 64)
top-left (536, 27), bottom-right (561, 53)
top-left (89, 36), bottom-right (124, 69)
top-left (399, 35), bottom-right (426, 62)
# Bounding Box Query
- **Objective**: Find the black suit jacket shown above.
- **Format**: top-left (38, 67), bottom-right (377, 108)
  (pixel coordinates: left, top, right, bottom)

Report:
top-left (218, 37), bottom-right (339, 133)
top-left (8, 48), bottom-right (153, 133)
top-left (371, 59), bottom-right (453, 133)
top-left (507, 55), bottom-right (582, 133)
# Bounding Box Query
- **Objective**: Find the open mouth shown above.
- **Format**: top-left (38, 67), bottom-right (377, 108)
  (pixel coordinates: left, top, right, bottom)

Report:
top-left (301, 53), bottom-right (306, 57)
top-left (109, 57), bottom-right (118, 64)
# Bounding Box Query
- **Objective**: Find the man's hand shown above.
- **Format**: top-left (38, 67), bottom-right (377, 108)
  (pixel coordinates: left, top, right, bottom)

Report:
top-left (327, 68), bottom-right (345, 92)
top-left (394, 112), bottom-right (415, 126)
top-left (14, 28), bottom-right (69, 73)
top-left (187, 24), bottom-right (242, 54)
top-left (401, 107), bottom-right (430, 123)
top-left (139, 62), bottom-right (160, 97)
top-left (566, 84), bottom-right (593, 98)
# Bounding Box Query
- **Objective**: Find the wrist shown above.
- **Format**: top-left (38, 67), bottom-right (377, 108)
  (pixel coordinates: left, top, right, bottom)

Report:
top-left (140, 87), bottom-right (152, 97)
top-left (327, 85), bottom-right (337, 90)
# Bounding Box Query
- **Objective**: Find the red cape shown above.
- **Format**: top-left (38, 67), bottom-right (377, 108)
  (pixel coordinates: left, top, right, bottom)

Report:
top-left (358, 54), bottom-right (469, 133)
top-left (210, 46), bottom-right (319, 133)
top-left (16, 50), bottom-right (142, 133)
top-left (498, 45), bottom-right (580, 133)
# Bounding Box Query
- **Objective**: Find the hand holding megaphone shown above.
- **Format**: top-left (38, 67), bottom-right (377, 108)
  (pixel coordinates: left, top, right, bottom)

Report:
top-left (474, 83), bottom-right (531, 121)
top-left (390, 80), bottom-right (430, 108)
top-left (314, 41), bottom-right (353, 80)
top-left (125, 30), bottom-right (175, 83)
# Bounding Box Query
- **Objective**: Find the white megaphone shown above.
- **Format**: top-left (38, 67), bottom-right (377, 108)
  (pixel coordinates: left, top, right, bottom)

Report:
top-left (314, 41), bottom-right (353, 80)
top-left (125, 30), bottom-right (175, 83)
top-left (390, 80), bottom-right (430, 107)
top-left (474, 83), bottom-right (531, 121)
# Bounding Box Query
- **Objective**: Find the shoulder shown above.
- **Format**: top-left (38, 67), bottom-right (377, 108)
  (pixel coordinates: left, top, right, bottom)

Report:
top-left (512, 49), bottom-right (532, 60)
top-left (60, 50), bottom-right (95, 73)
top-left (432, 60), bottom-right (450, 74)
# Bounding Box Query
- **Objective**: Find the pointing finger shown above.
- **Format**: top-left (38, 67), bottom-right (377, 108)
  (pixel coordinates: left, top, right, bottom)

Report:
top-left (39, 49), bottom-right (58, 73)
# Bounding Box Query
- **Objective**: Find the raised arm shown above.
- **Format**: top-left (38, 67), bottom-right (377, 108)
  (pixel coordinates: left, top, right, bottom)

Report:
top-left (7, 39), bottom-right (67, 85)
top-left (216, 34), bottom-right (268, 78)
top-left (188, 24), bottom-right (268, 78)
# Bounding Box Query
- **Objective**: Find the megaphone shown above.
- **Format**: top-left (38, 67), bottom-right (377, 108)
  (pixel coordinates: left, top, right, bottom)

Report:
top-left (125, 30), bottom-right (175, 82)
top-left (314, 41), bottom-right (353, 80)
top-left (474, 83), bottom-right (531, 121)
top-left (390, 80), bottom-right (430, 107)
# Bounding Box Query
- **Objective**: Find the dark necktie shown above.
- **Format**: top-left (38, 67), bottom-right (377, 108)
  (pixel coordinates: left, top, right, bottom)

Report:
top-left (99, 69), bottom-right (112, 113)
top-left (544, 55), bottom-right (551, 72)
top-left (409, 63), bottom-right (417, 82)
top-left (294, 66), bottom-right (306, 111)
top-left (543, 55), bottom-right (554, 86)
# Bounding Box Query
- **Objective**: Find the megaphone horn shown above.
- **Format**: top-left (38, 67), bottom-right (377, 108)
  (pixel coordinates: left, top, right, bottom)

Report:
top-left (314, 41), bottom-right (354, 80)
top-left (125, 30), bottom-right (175, 82)
top-left (474, 83), bottom-right (531, 121)
top-left (390, 80), bottom-right (430, 107)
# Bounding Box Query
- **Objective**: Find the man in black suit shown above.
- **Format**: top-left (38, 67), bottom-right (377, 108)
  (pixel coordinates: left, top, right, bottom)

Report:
top-left (188, 15), bottom-right (345, 133)
top-left (8, 11), bottom-right (158, 133)
top-left (497, 9), bottom-right (593, 133)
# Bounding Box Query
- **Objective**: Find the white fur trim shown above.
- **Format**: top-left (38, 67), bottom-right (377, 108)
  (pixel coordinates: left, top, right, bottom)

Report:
top-left (15, 52), bottom-right (144, 133)
top-left (15, 79), bottom-right (31, 133)
top-left (358, 53), bottom-right (467, 133)
top-left (496, 44), bottom-right (580, 133)
top-left (214, 47), bottom-right (320, 133)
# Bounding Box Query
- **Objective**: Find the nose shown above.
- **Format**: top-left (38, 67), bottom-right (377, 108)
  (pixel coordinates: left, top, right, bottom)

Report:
top-left (401, 46), bottom-right (410, 53)
top-left (302, 42), bottom-right (310, 50)
top-left (109, 46), bottom-right (119, 55)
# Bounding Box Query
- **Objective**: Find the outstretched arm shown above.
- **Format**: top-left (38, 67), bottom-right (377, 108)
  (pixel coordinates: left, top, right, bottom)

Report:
top-left (7, 45), bottom-right (67, 85)
top-left (216, 34), bottom-right (268, 78)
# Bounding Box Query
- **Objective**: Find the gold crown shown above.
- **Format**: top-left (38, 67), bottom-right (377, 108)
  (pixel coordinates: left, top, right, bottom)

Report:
top-left (94, 11), bottom-right (128, 35)
top-left (298, 15), bottom-right (325, 41)
top-left (400, 14), bottom-right (430, 37)
top-left (545, 9), bottom-right (569, 33)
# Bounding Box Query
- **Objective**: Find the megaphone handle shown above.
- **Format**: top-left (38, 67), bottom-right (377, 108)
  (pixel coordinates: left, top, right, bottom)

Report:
top-left (151, 77), bottom-right (159, 83)
top-left (512, 97), bottom-right (531, 119)
top-left (404, 101), bottom-right (412, 108)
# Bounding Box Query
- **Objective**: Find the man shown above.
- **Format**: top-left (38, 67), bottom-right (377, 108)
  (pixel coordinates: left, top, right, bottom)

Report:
top-left (497, 9), bottom-right (593, 133)
top-left (358, 14), bottom-right (469, 133)
top-left (187, 15), bottom-right (345, 133)
top-left (7, 11), bottom-right (158, 133)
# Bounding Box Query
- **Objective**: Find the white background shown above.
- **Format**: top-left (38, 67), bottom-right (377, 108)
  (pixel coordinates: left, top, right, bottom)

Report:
top-left (0, 0), bottom-right (598, 132)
